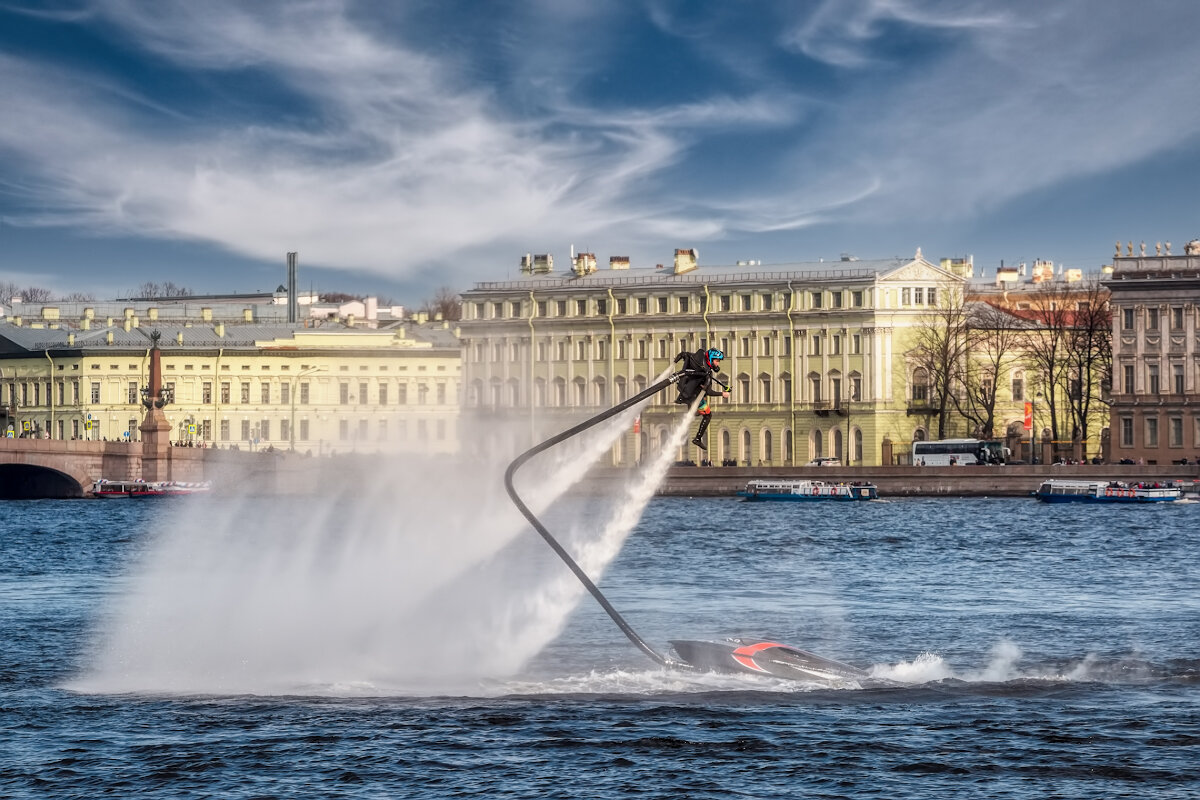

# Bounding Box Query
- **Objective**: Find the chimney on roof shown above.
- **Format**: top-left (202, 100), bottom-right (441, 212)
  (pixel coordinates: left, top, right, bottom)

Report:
top-left (176, 332), bottom-right (183, 345)
top-left (610, 256), bottom-right (630, 270)
top-left (106, 331), bottom-right (114, 345)
top-left (572, 252), bottom-right (597, 276)
top-left (286, 251), bottom-right (299, 323)
top-left (673, 248), bottom-right (698, 275)
top-left (201, 307), bottom-right (213, 322)
top-left (215, 322), bottom-right (225, 338)
top-left (67, 333), bottom-right (75, 346)
top-left (123, 319), bottom-right (131, 332)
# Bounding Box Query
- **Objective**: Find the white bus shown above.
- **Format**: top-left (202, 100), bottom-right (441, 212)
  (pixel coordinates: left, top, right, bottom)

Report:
top-left (911, 439), bottom-right (1009, 466)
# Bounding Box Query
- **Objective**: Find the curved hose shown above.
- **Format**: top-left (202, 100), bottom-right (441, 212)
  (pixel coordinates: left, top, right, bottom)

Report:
top-left (504, 373), bottom-right (688, 668)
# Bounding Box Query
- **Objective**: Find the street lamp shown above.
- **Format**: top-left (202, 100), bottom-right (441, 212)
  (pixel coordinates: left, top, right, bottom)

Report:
top-left (1031, 390), bottom-right (1043, 464)
top-left (290, 366), bottom-right (324, 452)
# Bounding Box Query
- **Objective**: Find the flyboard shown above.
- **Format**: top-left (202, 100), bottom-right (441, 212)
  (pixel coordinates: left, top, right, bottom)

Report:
top-left (504, 369), bottom-right (885, 687)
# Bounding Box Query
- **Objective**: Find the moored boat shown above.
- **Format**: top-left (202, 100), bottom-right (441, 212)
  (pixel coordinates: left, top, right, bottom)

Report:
top-left (737, 479), bottom-right (878, 501)
top-left (92, 479), bottom-right (212, 498)
top-left (1033, 479), bottom-right (1181, 503)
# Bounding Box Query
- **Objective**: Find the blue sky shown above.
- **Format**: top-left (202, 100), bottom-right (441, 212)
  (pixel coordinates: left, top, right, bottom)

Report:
top-left (2, 0), bottom-right (1199, 303)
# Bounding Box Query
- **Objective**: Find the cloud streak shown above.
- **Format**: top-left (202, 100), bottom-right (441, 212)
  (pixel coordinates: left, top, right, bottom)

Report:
top-left (1, 0), bottom-right (1199, 291)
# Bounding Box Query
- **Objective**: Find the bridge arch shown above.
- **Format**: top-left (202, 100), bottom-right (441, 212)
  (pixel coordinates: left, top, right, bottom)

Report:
top-left (0, 463), bottom-right (86, 499)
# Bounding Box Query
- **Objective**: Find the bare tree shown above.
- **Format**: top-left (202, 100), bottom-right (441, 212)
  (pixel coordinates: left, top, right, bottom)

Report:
top-left (1012, 281), bottom-right (1076, 442)
top-left (952, 302), bottom-right (1030, 439)
top-left (136, 281), bottom-right (194, 299)
top-left (909, 283), bottom-right (973, 439)
top-left (421, 286), bottom-right (462, 321)
top-left (0, 281), bottom-right (20, 305)
top-left (60, 291), bottom-right (96, 302)
top-left (1061, 278), bottom-right (1112, 452)
top-left (19, 286), bottom-right (52, 303)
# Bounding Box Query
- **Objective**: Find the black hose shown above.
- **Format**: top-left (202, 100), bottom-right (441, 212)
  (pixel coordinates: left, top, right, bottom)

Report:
top-left (504, 373), bottom-right (688, 668)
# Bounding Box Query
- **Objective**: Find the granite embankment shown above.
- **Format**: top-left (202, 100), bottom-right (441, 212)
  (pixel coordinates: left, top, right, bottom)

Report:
top-left (615, 464), bottom-right (1200, 497)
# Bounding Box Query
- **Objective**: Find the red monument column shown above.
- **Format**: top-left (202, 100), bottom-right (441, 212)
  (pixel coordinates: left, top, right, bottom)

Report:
top-left (138, 332), bottom-right (173, 481)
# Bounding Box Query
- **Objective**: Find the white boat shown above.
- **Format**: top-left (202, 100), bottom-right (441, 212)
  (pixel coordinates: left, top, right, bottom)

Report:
top-left (1032, 479), bottom-right (1181, 503)
top-left (92, 479), bottom-right (212, 498)
top-left (737, 479), bottom-right (878, 501)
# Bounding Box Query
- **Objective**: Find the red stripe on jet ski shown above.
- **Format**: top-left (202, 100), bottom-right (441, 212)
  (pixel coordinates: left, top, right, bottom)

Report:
top-left (731, 641), bottom-right (784, 672)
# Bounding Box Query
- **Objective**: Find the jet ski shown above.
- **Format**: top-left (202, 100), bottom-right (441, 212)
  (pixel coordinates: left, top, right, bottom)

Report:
top-left (670, 638), bottom-right (895, 687)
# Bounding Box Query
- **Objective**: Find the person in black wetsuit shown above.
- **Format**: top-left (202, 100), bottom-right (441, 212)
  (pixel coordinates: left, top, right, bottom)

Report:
top-left (673, 348), bottom-right (729, 449)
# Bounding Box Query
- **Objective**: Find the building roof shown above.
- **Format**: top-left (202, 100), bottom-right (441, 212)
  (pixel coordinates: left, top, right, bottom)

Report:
top-left (0, 320), bottom-right (459, 356)
top-left (465, 257), bottom-right (942, 294)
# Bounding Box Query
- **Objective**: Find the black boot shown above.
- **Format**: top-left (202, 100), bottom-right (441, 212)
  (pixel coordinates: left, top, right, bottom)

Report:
top-left (692, 415), bottom-right (711, 450)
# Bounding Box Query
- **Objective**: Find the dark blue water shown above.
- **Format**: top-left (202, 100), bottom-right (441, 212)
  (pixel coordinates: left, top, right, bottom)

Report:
top-left (3, 496), bottom-right (1200, 798)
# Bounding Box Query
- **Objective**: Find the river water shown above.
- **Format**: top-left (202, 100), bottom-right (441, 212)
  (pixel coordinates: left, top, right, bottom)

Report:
top-left (2, 494), bottom-right (1199, 798)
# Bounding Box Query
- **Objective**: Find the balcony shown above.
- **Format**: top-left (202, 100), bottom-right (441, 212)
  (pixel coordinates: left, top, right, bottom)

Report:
top-left (906, 396), bottom-right (938, 416)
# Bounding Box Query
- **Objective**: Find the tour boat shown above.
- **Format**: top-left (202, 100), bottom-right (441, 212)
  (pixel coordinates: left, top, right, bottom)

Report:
top-left (1032, 479), bottom-right (1181, 504)
top-left (737, 479), bottom-right (878, 501)
top-left (91, 479), bottom-right (212, 498)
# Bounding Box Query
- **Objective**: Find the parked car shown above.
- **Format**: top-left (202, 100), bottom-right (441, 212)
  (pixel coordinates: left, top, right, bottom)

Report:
top-left (806, 457), bottom-right (841, 467)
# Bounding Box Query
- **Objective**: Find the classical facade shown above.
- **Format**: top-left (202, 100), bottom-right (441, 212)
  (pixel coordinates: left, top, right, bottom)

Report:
top-left (459, 249), bottom-right (969, 466)
top-left (1105, 242), bottom-right (1200, 464)
top-left (0, 317), bottom-right (460, 455)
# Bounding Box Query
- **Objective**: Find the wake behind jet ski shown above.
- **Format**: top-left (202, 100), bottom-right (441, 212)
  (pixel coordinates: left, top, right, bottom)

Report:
top-left (504, 365), bottom-right (879, 687)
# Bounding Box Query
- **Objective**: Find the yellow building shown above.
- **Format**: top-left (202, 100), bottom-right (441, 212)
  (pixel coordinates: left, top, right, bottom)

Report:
top-left (0, 318), bottom-right (460, 455)
top-left (460, 249), bottom-right (967, 466)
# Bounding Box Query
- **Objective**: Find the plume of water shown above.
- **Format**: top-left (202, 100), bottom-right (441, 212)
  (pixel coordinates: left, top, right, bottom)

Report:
top-left (70, 393), bottom-right (660, 696)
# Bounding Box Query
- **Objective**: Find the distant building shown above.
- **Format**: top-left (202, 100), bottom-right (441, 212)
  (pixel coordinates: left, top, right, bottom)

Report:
top-left (460, 248), bottom-right (971, 466)
top-left (0, 319), bottom-right (460, 454)
top-left (1105, 241), bottom-right (1200, 464)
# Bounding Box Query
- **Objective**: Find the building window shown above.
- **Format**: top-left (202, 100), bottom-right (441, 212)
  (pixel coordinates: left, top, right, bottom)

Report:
top-left (1012, 375), bottom-right (1024, 402)
top-left (913, 288), bottom-right (924, 305)
top-left (657, 339), bottom-right (668, 359)
top-left (437, 384), bottom-right (447, 405)
top-left (617, 340), bottom-right (626, 359)
top-left (536, 300), bottom-right (547, 317)
top-left (128, 382), bottom-right (138, 405)
top-left (1172, 306), bottom-right (1184, 330)
top-left (738, 375), bottom-right (751, 401)
top-left (830, 291), bottom-right (843, 308)
top-left (90, 382), bottom-right (101, 403)
top-left (1170, 417), bottom-right (1183, 447)
top-left (928, 288), bottom-right (937, 305)
top-left (720, 295), bottom-right (731, 312)
top-left (851, 375), bottom-right (862, 402)
top-left (1123, 364), bottom-right (1134, 394)
top-left (280, 418), bottom-right (291, 442)
top-left (397, 383), bottom-right (408, 404)
top-left (1148, 364), bottom-right (1160, 395)
top-left (511, 301), bottom-right (522, 317)
top-left (637, 297), bottom-right (648, 314)
top-left (781, 376), bottom-right (792, 402)
top-left (556, 300), bottom-right (567, 316)
top-left (300, 382), bottom-right (310, 405)
top-left (299, 418), bottom-right (309, 441)
top-left (220, 419), bottom-right (230, 441)
top-left (1146, 417), bottom-right (1159, 448)
top-left (657, 297), bottom-right (668, 313)
top-left (1174, 364), bottom-right (1185, 395)
top-left (596, 298), bottom-right (607, 315)
top-left (576, 299), bottom-right (587, 315)
top-left (759, 376), bottom-right (772, 403)
top-left (242, 419), bottom-right (251, 440)
top-left (1147, 308), bottom-right (1159, 331)
top-left (762, 293), bottom-right (773, 311)
top-left (741, 294), bottom-right (752, 311)
top-left (740, 337), bottom-right (751, 357)
top-left (782, 336), bottom-right (791, 356)
top-left (810, 336), bottom-right (822, 356)
top-left (202, 382), bottom-right (212, 404)
top-left (577, 340), bottom-right (588, 361)
top-left (810, 376), bottom-right (822, 403)
top-left (339, 383), bottom-right (349, 404)
top-left (679, 297), bottom-right (690, 313)
top-left (262, 383), bottom-right (272, 405)
top-left (1122, 307), bottom-right (1134, 330)
top-left (358, 382), bottom-right (368, 405)
top-left (901, 288), bottom-right (912, 305)
top-left (418, 384), bottom-right (429, 405)
top-left (220, 382), bottom-right (230, 404)
top-left (617, 298), bottom-right (627, 314)
top-left (831, 335), bottom-right (842, 355)
top-left (376, 384), bottom-right (385, 405)
top-left (852, 290), bottom-right (864, 307)
top-left (912, 368), bottom-right (929, 402)
top-left (761, 337), bottom-right (772, 357)
top-left (851, 334), bottom-right (862, 354)
top-left (241, 382), bottom-right (251, 403)
top-left (281, 383), bottom-right (291, 405)
top-left (811, 292), bottom-right (823, 309)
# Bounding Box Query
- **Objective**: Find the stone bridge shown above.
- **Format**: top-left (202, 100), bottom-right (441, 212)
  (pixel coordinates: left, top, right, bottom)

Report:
top-left (0, 439), bottom-right (206, 498)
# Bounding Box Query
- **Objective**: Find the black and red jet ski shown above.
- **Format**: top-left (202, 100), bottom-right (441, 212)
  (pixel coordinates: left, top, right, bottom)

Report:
top-left (670, 638), bottom-right (893, 687)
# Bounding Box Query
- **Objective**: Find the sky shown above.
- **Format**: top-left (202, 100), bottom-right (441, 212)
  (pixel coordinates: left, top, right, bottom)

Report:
top-left (2, 0), bottom-right (1199, 304)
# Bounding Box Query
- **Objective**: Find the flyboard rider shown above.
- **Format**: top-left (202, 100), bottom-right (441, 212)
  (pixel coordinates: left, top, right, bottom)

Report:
top-left (673, 347), bottom-right (729, 449)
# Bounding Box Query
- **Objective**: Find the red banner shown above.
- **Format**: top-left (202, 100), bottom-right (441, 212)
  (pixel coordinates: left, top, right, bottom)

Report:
top-left (1023, 402), bottom-right (1033, 431)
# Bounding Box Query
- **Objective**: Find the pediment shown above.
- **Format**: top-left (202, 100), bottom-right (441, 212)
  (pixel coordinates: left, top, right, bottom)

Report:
top-left (879, 259), bottom-right (962, 283)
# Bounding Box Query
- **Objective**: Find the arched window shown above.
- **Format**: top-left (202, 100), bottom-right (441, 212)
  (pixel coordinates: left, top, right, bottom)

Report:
top-left (913, 427), bottom-right (927, 442)
top-left (810, 428), bottom-right (823, 460)
top-left (507, 379), bottom-right (520, 407)
top-left (809, 372), bottom-right (822, 403)
top-left (614, 376), bottom-right (627, 403)
top-left (573, 377), bottom-right (586, 406)
top-left (720, 429), bottom-right (731, 462)
top-left (741, 429), bottom-right (751, 463)
top-left (552, 377), bottom-right (566, 407)
top-left (833, 428), bottom-right (843, 460)
top-left (593, 377), bottom-right (607, 406)
top-left (853, 427), bottom-right (863, 463)
top-left (762, 429), bottom-right (773, 464)
top-left (533, 378), bottom-right (546, 407)
top-left (489, 378), bottom-right (502, 408)
top-left (785, 429), bottom-right (793, 464)
top-left (758, 372), bottom-right (772, 404)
